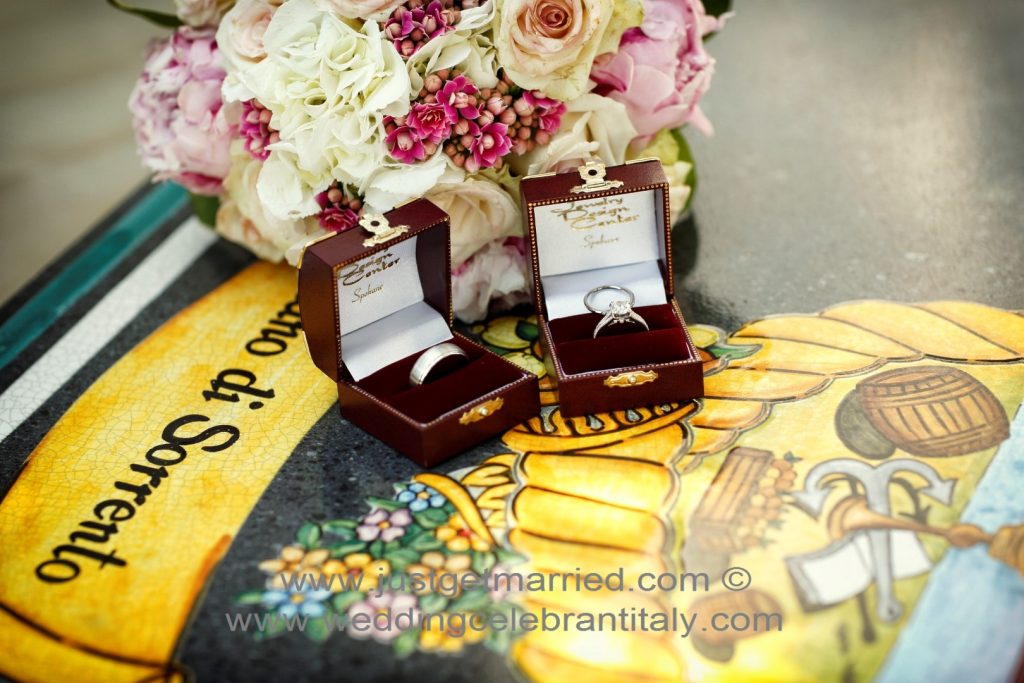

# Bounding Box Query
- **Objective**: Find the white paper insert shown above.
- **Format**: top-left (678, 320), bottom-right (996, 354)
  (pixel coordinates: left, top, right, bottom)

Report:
top-left (336, 237), bottom-right (452, 380)
top-left (533, 189), bottom-right (667, 319)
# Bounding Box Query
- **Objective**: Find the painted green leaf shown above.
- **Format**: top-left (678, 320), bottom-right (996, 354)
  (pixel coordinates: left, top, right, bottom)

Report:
top-left (419, 593), bottom-right (448, 615)
top-left (515, 320), bottom-right (539, 342)
top-left (407, 531), bottom-right (445, 552)
top-left (296, 522), bottom-right (322, 549)
top-left (234, 590), bottom-right (265, 605)
top-left (323, 519), bottom-right (358, 532)
top-left (304, 616), bottom-right (332, 643)
top-left (324, 539), bottom-right (367, 557)
top-left (366, 496), bottom-right (404, 512)
top-left (383, 548), bottom-right (422, 571)
top-left (471, 551), bottom-right (497, 575)
top-left (368, 539), bottom-right (384, 559)
top-left (393, 627), bottom-right (420, 658)
top-left (332, 591), bottom-right (365, 612)
top-left (449, 588), bottom-right (491, 614)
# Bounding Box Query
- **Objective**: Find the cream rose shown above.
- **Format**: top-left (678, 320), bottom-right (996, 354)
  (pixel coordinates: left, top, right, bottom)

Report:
top-left (513, 93), bottom-right (637, 175)
top-left (176, 0), bottom-right (234, 27)
top-left (314, 0), bottom-right (404, 19)
top-left (216, 0), bottom-right (282, 71)
top-left (630, 129), bottom-right (693, 224)
top-left (427, 178), bottom-right (522, 265)
top-left (217, 142), bottom-right (324, 263)
top-left (493, 0), bottom-right (641, 101)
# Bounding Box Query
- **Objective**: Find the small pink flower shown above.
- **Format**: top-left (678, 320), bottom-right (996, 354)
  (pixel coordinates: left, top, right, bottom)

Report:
top-left (439, 74), bottom-right (480, 123)
top-left (406, 102), bottom-right (452, 144)
top-left (315, 183), bottom-right (362, 233)
top-left (523, 91), bottom-right (566, 134)
top-left (386, 123), bottom-right (429, 164)
top-left (239, 99), bottom-right (278, 161)
top-left (347, 591), bottom-right (420, 643)
top-left (356, 508), bottom-right (413, 543)
top-left (384, 1), bottom-right (455, 57)
top-left (465, 121), bottom-right (512, 172)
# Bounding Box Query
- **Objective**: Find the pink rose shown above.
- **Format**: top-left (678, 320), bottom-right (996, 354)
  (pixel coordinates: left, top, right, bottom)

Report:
top-left (175, 0), bottom-right (233, 27)
top-left (217, 0), bottom-right (284, 69)
top-left (129, 28), bottom-right (235, 195)
top-left (590, 0), bottom-right (716, 147)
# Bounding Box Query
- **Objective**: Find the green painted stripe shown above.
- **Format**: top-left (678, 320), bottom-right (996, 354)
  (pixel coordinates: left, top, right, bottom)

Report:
top-left (0, 183), bottom-right (189, 370)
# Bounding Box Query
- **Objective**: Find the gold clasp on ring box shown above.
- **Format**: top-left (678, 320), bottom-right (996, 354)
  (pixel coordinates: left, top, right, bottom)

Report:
top-left (604, 370), bottom-right (658, 388)
top-left (571, 160), bottom-right (624, 194)
top-left (361, 214), bottom-right (409, 247)
top-left (459, 397), bottom-right (505, 425)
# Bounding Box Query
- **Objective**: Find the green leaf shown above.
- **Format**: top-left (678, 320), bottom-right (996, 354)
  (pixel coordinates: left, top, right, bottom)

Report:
top-left (703, 0), bottom-right (732, 18)
top-left (383, 548), bottom-right (422, 571)
top-left (413, 508), bottom-right (449, 529)
top-left (671, 128), bottom-right (698, 214)
top-left (449, 588), bottom-right (491, 614)
top-left (188, 192), bottom-right (219, 227)
top-left (393, 627), bottom-right (420, 658)
top-left (325, 539), bottom-right (367, 557)
top-left (494, 547), bottom-right (527, 566)
top-left (419, 593), bottom-right (448, 615)
top-left (515, 320), bottom-right (539, 342)
top-left (484, 627), bottom-right (512, 654)
top-left (254, 614), bottom-right (288, 641)
top-left (368, 539), bottom-right (384, 559)
top-left (366, 496), bottom-right (404, 512)
top-left (471, 551), bottom-right (497, 575)
top-left (295, 522), bottom-right (322, 549)
top-left (106, 0), bottom-right (183, 28)
top-left (304, 616), bottom-right (332, 643)
top-left (234, 590), bottom-right (266, 606)
top-left (407, 531), bottom-right (445, 552)
top-left (332, 590), bottom-right (364, 612)
top-left (707, 341), bottom-right (759, 361)
top-left (322, 519), bottom-right (358, 532)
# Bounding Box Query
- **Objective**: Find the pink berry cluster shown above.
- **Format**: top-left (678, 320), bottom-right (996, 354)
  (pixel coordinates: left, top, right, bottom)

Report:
top-left (384, 1), bottom-right (460, 57)
top-left (315, 182), bottom-right (363, 233)
top-left (384, 69), bottom-right (566, 173)
top-left (240, 99), bottom-right (278, 161)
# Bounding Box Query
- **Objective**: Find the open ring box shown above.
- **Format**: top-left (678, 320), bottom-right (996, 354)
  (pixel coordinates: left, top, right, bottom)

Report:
top-left (298, 199), bottom-right (540, 467)
top-left (520, 158), bottom-right (704, 417)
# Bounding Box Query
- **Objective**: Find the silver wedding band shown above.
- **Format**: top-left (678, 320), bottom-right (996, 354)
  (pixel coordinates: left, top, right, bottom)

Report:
top-left (409, 342), bottom-right (467, 386)
top-left (585, 285), bottom-right (649, 338)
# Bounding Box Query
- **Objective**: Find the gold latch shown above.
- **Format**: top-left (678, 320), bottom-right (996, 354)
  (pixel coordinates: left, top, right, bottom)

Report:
top-left (571, 160), bottom-right (624, 194)
top-left (459, 397), bottom-right (505, 425)
top-left (361, 214), bottom-right (409, 247)
top-left (604, 370), bottom-right (658, 388)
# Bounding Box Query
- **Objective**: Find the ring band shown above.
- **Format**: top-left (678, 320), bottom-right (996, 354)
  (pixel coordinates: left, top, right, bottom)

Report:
top-left (585, 285), bottom-right (634, 314)
top-left (585, 285), bottom-right (649, 338)
top-left (409, 342), bottom-right (468, 386)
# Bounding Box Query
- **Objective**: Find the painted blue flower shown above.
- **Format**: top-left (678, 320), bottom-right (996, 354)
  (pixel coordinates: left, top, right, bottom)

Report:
top-left (396, 482), bottom-right (446, 512)
top-left (261, 586), bottom-right (332, 619)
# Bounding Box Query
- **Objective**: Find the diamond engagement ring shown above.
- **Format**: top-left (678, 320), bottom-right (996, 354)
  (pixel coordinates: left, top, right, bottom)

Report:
top-left (585, 285), bottom-right (650, 338)
top-left (409, 342), bottom-right (468, 386)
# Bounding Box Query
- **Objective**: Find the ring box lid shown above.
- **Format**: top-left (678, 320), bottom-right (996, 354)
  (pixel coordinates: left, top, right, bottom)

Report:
top-left (297, 199), bottom-right (452, 383)
top-left (520, 158), bottom-right (674, 321)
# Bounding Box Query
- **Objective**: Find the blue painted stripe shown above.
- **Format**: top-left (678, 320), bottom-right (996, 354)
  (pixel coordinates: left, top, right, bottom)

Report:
top-left (0, 183), bottom-right (188, 370)
top-left (877, 401), bottom-right (1024, 683)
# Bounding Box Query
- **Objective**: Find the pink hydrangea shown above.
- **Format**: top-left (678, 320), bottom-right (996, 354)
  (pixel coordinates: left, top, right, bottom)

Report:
top-left (128, 27), bottom-right (236, 195)
top-left (589, 0), bottom-right (717, 147)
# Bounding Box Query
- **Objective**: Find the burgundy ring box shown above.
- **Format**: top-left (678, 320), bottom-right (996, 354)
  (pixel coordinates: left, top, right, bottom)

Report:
top-left (519, 158), bottom-right (704, 417)
top-left (298, 199), bottom-right (540, 467)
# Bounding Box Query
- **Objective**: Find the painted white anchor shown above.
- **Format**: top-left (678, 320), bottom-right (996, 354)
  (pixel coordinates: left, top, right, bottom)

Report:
top-left (791, 458), bottom-right (956, 622)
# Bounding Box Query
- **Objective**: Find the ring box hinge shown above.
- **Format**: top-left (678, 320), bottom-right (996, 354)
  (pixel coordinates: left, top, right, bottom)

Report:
top-left (361, 213), bottom-right (409, 247)
top-left (571, 160), bottom-right (624, 194)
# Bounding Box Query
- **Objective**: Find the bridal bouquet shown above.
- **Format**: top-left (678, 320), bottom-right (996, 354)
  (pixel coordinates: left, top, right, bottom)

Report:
top-left (119, 0), bottom-right (729, 320)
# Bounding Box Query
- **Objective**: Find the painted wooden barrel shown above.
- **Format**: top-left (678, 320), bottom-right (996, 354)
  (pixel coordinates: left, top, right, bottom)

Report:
top-left (855, 366), bottom-right (1009, 457)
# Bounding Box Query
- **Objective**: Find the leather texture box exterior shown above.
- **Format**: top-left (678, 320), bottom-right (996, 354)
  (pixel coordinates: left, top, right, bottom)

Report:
top-left (521, 159), bottom-right (704, 417)
top-left (298, 200), bottom-right (540, 467)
